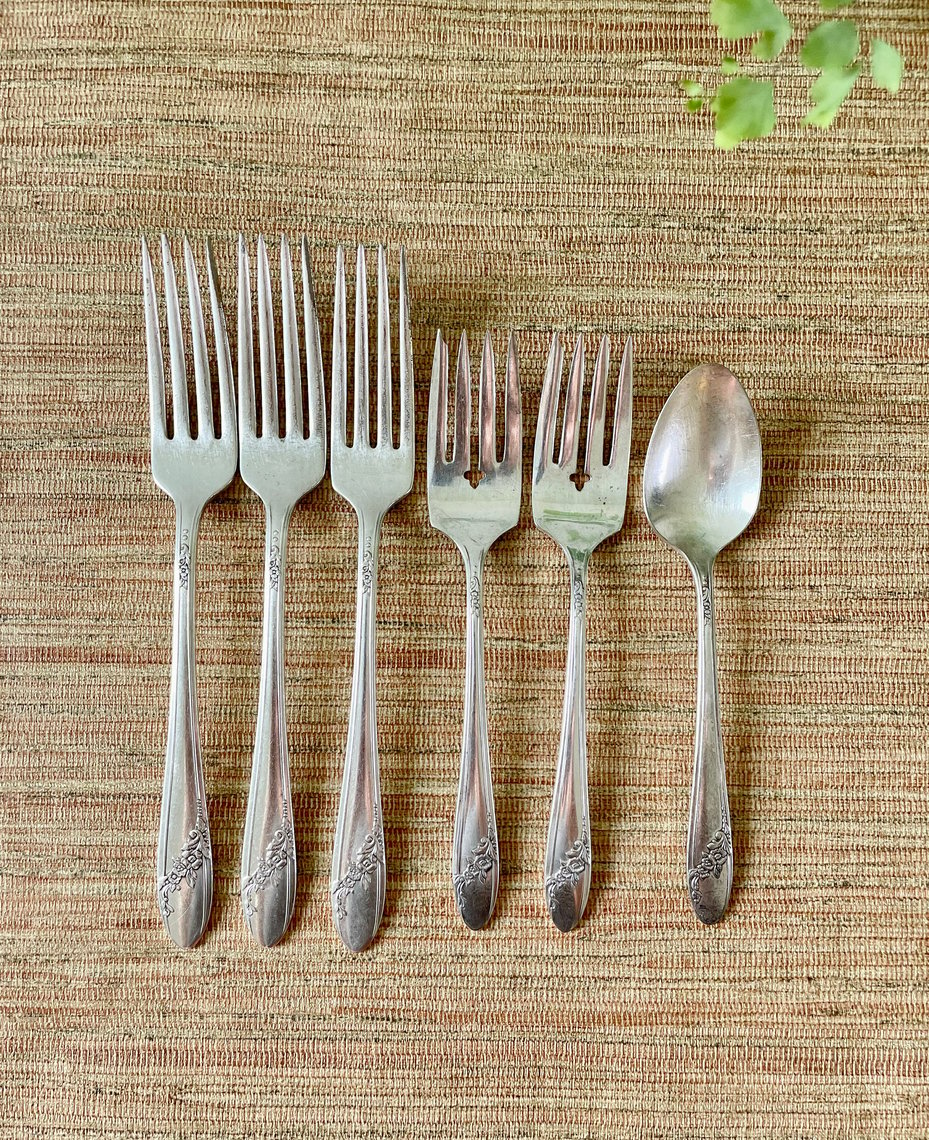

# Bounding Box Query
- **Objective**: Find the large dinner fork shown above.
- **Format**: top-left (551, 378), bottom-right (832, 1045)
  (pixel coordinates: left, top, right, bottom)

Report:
top-left (532, 334), bottom-right (632, 933)
top-left (330, 245), bottom-right (414, 952)
top-left (427, 330), bottom-right (521, 930)
top-left (237, 235), bottom-right (326, 947)
top-left (142, 235), bottom-right (237, 949)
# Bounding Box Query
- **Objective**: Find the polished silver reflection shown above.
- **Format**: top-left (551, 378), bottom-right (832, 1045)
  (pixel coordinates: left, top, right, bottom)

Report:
top-left (532, 334), bottom-right (633, 932)
top-left (237, 235), bottom-right (326, 947)
top-left (427, 330), bottom-right (521, 930)
top-left (142, 235), bottom-right (237, 949)
top-left (643, 363), bottom-right (761, 925)
top-left (330, 245), bottom-right (414, 952)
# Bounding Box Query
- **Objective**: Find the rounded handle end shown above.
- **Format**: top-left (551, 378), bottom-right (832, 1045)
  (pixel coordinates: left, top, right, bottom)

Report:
top-left (331, 827), bottom-right (385, 952)
top-left (687, 820), bottom-right (733, 925)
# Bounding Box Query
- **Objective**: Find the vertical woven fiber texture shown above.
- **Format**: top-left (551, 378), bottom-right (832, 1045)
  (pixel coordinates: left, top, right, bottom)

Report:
top-left (1, 1), bottom-right (927, 1136)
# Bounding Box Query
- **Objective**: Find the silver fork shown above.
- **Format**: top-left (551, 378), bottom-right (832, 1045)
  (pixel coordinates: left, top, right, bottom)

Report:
top-left (427, 330), bottom-right (521, 930)
top-left (532, 333), bottom-right (632, 933)
top-left (330, 244), bottom-right (414, 952)
top-left (141, 234), bottom-right (237, 949)
top-left (237, 235), bottom-right (326, 947)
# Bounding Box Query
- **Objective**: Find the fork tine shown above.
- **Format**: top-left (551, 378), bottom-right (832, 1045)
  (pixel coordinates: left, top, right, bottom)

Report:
top-left (256, 235), bottom-right (278, 439)
top-left (332, 246), bottom-right (347, 448)
top-left (453, 331), bottom-right (471, 472)
top-left (354, 245), bottom-right (370, 447)
top-left (237, 236), bottom-right (257, 439)
top-left (280, 235), bottom-right (303, 438)
top-left (183, 236), bottom-right (214, 439)
top-left (501, 331), bottom-right (521, 474)
top-left (533, 333), bottom-right (562, 476)
top-left (428, 330), bottom-right (448, 474)
top-left (398, 246), bottom-right (413, 452)
top-left (301, 238), bottom-right (326, 444)
top-left (141, 236), bottom-right (167, 442)
top-left (205, 238), bottom-right (235, 443)
top-left (584, 335), bottom-right (610, 473)
top-left (478, 331), bottom-right (496, 473)
top-left (609, 336), bottom-right (634, 470)
top-left (558, 334), bottom-right (585, 470)
top-left (160, 235), bottom-right (189, 439)
top-left (376, 245), bottom-right (392, 448)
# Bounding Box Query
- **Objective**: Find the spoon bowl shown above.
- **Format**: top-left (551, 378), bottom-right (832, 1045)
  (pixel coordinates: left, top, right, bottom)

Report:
top-left (643, 363), bottom-right (761, 925)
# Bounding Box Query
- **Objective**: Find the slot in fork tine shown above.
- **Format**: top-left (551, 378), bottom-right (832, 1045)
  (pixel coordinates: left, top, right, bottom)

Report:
top-left (398, 246), bottom-right (413, 452)
top-left (301, 238), bottom-right (326, 443)
top-left (533, 333), bottom-right (563, 477)
top-left (160, 235), bottom-right (189, 439)
top-left (428, 330), bottom-right (448, 474)
top-left (558, 334), bottom-right (585, 471)
top-left (376, 244), bottom-right (392, 448)
top-left (501, 331), bottom-right (521, 474)
top-left (205, 239), bottom-right (234, 442)
top-left (478, 331), bottom-right (496, 472)
top-left (141, 236), bottom-right (166, 442)
top-left (256, 235), bottom-right (278, 439)
top-left (584, 335), bottom-right (610, 473)
top-left (332, 245), bottom-right (347, 448)
top-left (237, 236), bottom-right (257, 439)
top-left (279, 235), bottom-right (303, 438)
top-left (609, 336), bottom-right (634, 470)
top-left (183, 237), bottom-right (214, 440)
top-left (453, 331), bottom-right (471, 472)
top-left (354, 245), bottom-right (370, 447)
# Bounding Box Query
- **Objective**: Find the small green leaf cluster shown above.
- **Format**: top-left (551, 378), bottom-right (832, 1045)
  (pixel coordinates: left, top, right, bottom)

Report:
top-left (682, 0), bottom-right (904, 149)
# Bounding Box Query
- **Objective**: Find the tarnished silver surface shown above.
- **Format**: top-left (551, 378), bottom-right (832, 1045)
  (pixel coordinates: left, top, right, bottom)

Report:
top-left (643, 363), bottom-right (762, 925)
top-left (427, 330), bottom-right (521, 930)
top-left (330, 245), bottom-right (414, 952)
top-left (237, 235), bottom-right (326, 947)
top-left (532, 334), bottom-right (632, 933)
top-left (142, 235), bottom-right (237, 949)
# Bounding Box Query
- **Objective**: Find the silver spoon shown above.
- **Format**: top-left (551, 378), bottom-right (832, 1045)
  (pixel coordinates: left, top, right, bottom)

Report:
top-left (643, 363), bottom-right (761, 925)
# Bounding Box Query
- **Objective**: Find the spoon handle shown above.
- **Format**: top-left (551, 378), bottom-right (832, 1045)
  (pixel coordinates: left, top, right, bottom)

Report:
top-left (687, 562), bottom-right (733, 925)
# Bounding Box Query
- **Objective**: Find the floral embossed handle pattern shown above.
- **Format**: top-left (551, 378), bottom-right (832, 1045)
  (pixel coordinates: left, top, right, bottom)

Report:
top-left (686, 561), bottom-right (733, 924)
top-left (156, 507), bottom-right (213, 949)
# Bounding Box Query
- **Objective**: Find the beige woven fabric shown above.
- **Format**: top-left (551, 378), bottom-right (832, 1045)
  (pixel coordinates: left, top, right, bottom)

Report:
top-left (2, 0), bottom-right (927, 1136)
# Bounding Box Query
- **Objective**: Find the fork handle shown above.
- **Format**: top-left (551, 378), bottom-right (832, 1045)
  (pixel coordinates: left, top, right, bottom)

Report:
top-left (156, 505), bottom-right (213, 949)
top-left (241, 504), bottom-right (297, 947)
top-left (331, 510), bottom-right (386, 952)
top-left (686, 559), bottom-right (733, 925)
top-left (544, 552), bottom-right (591, 933)
top-left (451, 548), bottom-right (499, 930)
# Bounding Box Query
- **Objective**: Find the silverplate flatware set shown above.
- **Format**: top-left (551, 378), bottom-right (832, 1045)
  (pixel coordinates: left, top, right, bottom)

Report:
top-left (142, 234), bottom-right (762, 952)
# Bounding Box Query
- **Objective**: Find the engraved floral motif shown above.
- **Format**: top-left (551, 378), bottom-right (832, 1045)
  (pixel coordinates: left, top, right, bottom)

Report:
top-left (545, 827), bottom-right (590, 913)
top-left (572, 576), bottom-right (585, 616)
top-left (242, 809), bottom-right (295, 917)
top-left (333, 810), bottom-right (384, 921)
top-left (688, 820), bottom-right (732, 916)
top-left (453, 818), bottom-right (498, 913)
top-left (158, 802), bottom-right (210, 920)
top-left (178, 530), bottom-right (191, 590)
top-left (361, 541), bottom-right (374, 595)
top-left (268, 531), bottom-right (282, 591)
top-left (468, 573), bottom-right (482, 615)
top-left (700, 574), bottom-right (712, 623)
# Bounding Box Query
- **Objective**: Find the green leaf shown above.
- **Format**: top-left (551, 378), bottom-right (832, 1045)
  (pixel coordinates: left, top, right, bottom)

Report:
top-left (721, 55), bottom-right (740, 75)
top-left (711, 76), bottom-right (776, 149)
top-left (803, 64), bottom-right (861, 127)
top-left (870, 38), bottom-right (903, 94)
top-left (801, 20), bottom-right (860, 70)
top-left (820, 0), bottom-right (853, 8)
top-left (710, 0), bottom-right (793, 60)
top-left (686, 98), bottom-right (705, 113)
top-left (681, 79), bottom-right (704, 97)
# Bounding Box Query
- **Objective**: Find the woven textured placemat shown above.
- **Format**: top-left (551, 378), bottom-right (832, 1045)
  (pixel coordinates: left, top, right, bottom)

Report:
top-left (2, 1), bottom-right (928, 1136)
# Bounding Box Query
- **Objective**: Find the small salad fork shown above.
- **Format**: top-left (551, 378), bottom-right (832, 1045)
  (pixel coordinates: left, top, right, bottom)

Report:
top-left (427, 330), bottom-right (521, 930)
top-left (141, 235), bottom-right (237, 949)
top-left (330, 245), bottom-right (414, 952)
top-left (237, 235), bottom-right (326, 947)
top-left (532, 334), bottom-right (632, 932)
